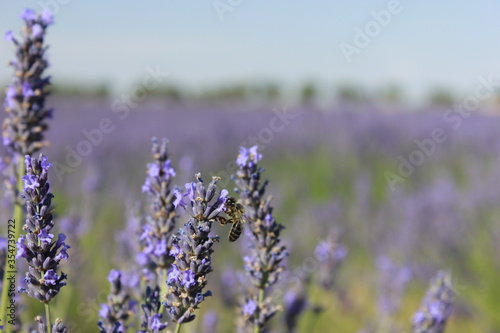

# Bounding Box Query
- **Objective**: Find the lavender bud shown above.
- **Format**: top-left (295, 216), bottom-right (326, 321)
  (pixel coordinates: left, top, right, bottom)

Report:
top-left (98, 270), bottom-right (135, 332)
top-left (412, 271), bottom-right (455, 333)
top-left (283, 288), bottom-right (308, 332)
top-left (15, 154), bottom-right (69, 303)
top-left (233, 146), bottom-right (288, 331)
top-left (139, 286), bottom-right (168, 332)
top-left (3, 8), bottom-right (54, 155)
top-left (32, 316), bottom-right (67, 333)
top-left (164, 174), bottom-right (227, 324)
top-left (140, 138), bottom-right (178, 271)
top-left (241, 296), bottom-right (279, 331)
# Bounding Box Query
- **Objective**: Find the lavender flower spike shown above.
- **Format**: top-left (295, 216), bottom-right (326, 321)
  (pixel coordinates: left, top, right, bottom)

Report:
top-left (164, 174), bottom-right (227, 325)
top-left (412, 271), bottom-right (455, 333)
top-left (201, 311), bottom-right (218, 333)
top-left (140, 137), bottom-right (178, 271)
top-left (233, 146), bottom-right (288, 331)
top-left (98, 270), bottom-right (135, 332)
top-left (139, 286), bottom-right (168, 333)
top-left (32, 316), bottom-right (67, 333)
top-left (3, 9), bottom-right (54, 155)
top-left (315, 230), bottom-right (348, 291)
top-left (16, 154), bottom-right (69, 303)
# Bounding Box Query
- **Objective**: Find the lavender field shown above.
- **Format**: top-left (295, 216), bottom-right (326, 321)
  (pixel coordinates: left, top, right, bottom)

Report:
top-left (2, 97), bottom-right (500, 332)
top-left (1, 4), bottom-right (500, 333)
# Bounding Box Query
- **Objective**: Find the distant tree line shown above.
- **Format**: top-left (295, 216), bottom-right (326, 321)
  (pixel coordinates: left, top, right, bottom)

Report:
top-left (7, 79), bottom-right (496, 108)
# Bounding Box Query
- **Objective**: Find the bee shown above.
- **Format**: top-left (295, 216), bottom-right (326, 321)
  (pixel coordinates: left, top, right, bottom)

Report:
top-left (215, 196), bottom-right (247, 242)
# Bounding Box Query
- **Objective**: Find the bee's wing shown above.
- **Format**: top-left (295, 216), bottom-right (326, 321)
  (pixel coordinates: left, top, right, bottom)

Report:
top-left (240, 213), bottom-right (249, 224)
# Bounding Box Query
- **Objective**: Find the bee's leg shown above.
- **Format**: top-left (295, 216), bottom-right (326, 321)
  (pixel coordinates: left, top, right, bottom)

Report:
top-left (214, 216), bottom-right (230, 225)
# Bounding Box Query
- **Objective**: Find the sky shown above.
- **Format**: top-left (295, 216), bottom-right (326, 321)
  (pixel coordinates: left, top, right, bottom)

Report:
top-left (1, 0), bottom-right (500, 101)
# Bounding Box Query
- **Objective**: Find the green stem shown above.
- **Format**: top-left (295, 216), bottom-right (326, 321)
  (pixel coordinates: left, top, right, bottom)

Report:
top-left (254, 288), bottom-right (265, 333)
top-left (45, 303), bottom-right (52, 333)
top-left (175, 323), bottom-right (182, 333)
top-left (0, 159), bottom-right (24, 333)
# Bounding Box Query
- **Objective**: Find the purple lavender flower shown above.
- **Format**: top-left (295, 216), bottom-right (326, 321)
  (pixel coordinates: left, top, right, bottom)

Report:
top-left (41, 10), bottom-right (54, 25)
top-left (31, 24), bottom-right (43, 38)
top-left (16, 154), bottom-right (69, 303)
top-left (139, 286), bottom-right (168, 333)
top-left (283, 288), bottom-right (308, 332)
top-left (20, 9), bottom-right (37, 22)
top-left (412, 271), bottom-right (455, 333)
top-left (242, 299), bottom-right (258, 316)
top-left (236, 146), bottom-right (262, 167)
top-left (3, 8), bottom-right (54, 155)
top-left (164, 174), bottom-right (227, 326)
top-left (98, 270), bottom-right (135, 332)
top-left (233, 146), bottom-right (288, 331)
top-left (140, 138), bottom-right (178, 272)
top-left (315, 230), bottom-right (348, 290)
top-left (201, 311), bottom-right (218, 333)
top-left (4, 30), bottom-right (14, 42)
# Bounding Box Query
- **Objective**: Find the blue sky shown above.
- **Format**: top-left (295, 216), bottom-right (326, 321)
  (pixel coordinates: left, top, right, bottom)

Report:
top-left (1, 0), bottom-right (500, 101)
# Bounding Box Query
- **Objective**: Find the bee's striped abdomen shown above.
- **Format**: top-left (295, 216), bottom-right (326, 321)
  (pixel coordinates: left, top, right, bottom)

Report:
top-left (229, 220), bottom-right (243, 242)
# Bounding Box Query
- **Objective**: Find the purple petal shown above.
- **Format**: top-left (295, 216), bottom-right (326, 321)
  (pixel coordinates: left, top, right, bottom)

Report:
top-left (31, 24), bottom-right (43, 38)
top-left (107, 270), bottom-right (121, 283)
top-left (236, 147), bottom-right (249, 167)
top-left (43, 269), bottom-right (58, 285)
top-left (22, 174), bottom-right (40, 190)
top-left (181, 270), bottom-right (196, 287)
top-left (243, 299), bottom-right (258, 315)
top-left (4, 30), bottom-right (14, 42)
top-left (20, 9), bottom-right (37, 22)
top-left (41, 9), bottom-right (54, 25)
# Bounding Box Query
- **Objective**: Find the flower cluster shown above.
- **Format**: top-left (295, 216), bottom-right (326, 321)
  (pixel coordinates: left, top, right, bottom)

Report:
top-left (164, 174), bottom-right (227, 324)
top-left (98, 270), bottom-right (135, 332)
top-left (3, 9), bottom-right (54, 155)
top-left (139, 286), bottom-right (168, 333)
top-left (412, 271), bottom-right (455, 333)
top-left (139, 138), bottom-right (178, 272)
top-left (233, 146), bottom-right (288, 330)
top-left (201, 311), bottom-right (218, 333)
top-left (15, 154), bottom-right (69, 303)
top-left (31, 316), bottom-right (67, 333)
top-left (315, 230), bottom-right (348, 290)
top-left (283, 287), bottom-right (308, 332)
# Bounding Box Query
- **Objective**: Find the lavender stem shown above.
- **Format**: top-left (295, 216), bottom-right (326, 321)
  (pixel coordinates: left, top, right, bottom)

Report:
top-left (255, 289), bottom-right (265, 333)
top-left (45, 303), bottom-right (52, 333)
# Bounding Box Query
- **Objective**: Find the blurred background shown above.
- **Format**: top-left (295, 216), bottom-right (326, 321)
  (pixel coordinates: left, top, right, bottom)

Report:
top-left (1, 1), bottom-right (500, 332)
